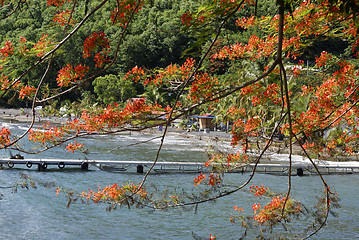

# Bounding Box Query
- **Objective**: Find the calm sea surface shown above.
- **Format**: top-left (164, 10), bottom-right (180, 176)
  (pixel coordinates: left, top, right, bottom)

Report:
top-left (1, 121), bottom-right (359, 239)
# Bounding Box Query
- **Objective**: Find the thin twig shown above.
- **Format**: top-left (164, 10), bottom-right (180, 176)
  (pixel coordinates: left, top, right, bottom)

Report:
top-left (64, 0), bottom-right (78, 33)
top-left (37, 0), bottom-right (140, 103)
top-left (1, 0), bottom-right (111, 98)
top-left (157, 113), bottom-right (287, 209)
top-left (0, 0), bottom-right (22, 20)
top-left (4, 53), bottom-right (54, 149)
top-left (136, 0), bottom-right (246, 191)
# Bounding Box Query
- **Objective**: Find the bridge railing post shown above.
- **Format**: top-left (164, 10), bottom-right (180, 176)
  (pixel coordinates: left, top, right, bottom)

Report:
top-left (137, 165), bottom-right (144, 173)
top-left (81, 162), bottom-right (88, 171)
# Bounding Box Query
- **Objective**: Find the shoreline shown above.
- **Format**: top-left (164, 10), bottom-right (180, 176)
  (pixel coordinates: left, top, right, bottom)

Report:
top-left (1, 108), bottom-right (358, 163)
top-left (0, 108), bottom-right (232, 142)
top-left (0, 108), bottom-right (68, 125)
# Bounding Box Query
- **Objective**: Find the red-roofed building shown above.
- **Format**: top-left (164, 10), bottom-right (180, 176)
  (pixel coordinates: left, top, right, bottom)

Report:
top-left (127, 98), bottom-right (145, 103)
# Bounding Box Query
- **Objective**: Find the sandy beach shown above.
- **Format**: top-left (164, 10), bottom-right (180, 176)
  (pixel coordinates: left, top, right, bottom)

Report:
top-left (2, 108), bottom-right (359, 173)
top-left (0, 108), bottom-right (29, 116)
top-left (0, 108), bottom-right (232, 142)
top-left (0, 108), bottom-right (70, 125)
top-left (2, 108), bottom-right (358, 162)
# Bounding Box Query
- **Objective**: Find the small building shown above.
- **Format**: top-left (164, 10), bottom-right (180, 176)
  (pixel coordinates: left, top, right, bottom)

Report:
top-left (188, 114), bottom-right (216, 132)
top-left (126, 97), bottom-right (146, 103)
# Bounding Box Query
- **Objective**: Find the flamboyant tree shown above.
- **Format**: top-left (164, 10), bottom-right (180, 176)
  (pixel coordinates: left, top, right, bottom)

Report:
top-left (1, 0), bottom-right (359, 238)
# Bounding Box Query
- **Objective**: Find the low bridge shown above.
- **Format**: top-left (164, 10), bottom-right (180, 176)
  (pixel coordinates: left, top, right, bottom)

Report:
top-left (1, 158), bottom-right (359, 175)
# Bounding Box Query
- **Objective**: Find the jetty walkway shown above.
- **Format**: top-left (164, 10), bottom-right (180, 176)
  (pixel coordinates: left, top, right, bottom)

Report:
top-left (1, 158), bottom-right (359, 175)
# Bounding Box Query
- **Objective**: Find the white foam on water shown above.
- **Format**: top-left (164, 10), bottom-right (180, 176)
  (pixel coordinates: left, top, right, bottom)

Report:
top-left (1, 122), bottom-right (20, 130)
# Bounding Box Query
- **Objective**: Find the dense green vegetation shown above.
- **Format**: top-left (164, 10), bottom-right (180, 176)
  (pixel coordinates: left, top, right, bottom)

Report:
top-left (3, 2), bottom-right (359, 238)
top-left (0, 0), bottom-right (195, 108)
top-left (0, 0), bottom-right (354, 113)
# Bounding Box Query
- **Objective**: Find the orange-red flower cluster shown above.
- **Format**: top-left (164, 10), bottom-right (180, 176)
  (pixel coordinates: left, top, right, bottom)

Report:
top-left (233, 205), bottom-right (244, 212)
top-left (252, 196), bottom-right (301, 224)
top-left (0, 73), bottom-right (10, 91)
top-left (284, 60), bottom-right (359, 146)
top-left (28, 123), bottom-right (65, 144)
top-left (19, 85), bottom-right (36, 99)
top-left (124, 66), bottom-right (145, 82)
top-left (193, 172), bottom-right (222, 186)
top-left (0, 127), bottom-right (11, 147)
top-left (315, 51), bottom-right (332, 67)
top-left (18, 36), bottom-right (29, 55)
top-left (209, 234), bottom-right (216, 240)
top-left (226, 151), bottom-right (249, 166)
top-left (27, 100), bottom-right (163, 148)
top-left (194, 172), bottom-right (206, 186)
top-left (47, 0), bottom-right (70, 7)
top-left (231, 116), bottom-right (261, 147)
top-left (240, 82), bottom-right (281, 107)
top-left (53, 9), bottom-right (75, 26)
top-left (0, 40), bottom-right (14, 60)
top-left (208, 173), bottom-right (222, 186)
top-left (213, 34), bottom-right (277, 61)
top-left (236, 15), bottom-right (257, 29)
top-left (83, 32), bottom-right (110, 57)
top-left (81, 182), bottom-right (148, 204)
top-left (213, 0), bottom-right (359, 62)
top-left (111, 0), bottom-right (145, 27)
top-left (83, 32), bottom-right (111, 68)
top-left (143, 58), bottom-right (195, 86)
top-left (249, 184), bottom-right (268, 197)
top-left (56, 64), bottom-right (88, 87)
top-left (188, 73), bottom-right (219, 103)
top-left (33, 34), bottom-right (52, 57)
top-left (180, 12), bottom-right (192, 26)
top-left (65, 141), bottom-right (84, 153)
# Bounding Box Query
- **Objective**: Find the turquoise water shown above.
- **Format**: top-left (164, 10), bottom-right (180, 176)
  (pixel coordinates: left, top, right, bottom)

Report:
top-left (1, 121), bottom-right (359, 239)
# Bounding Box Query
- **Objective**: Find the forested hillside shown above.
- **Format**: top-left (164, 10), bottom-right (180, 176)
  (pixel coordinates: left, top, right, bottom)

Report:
top-left (1, 0), bottom-right (354, 115)
top-left (2, 1), bottom-right (359, 238)
top-left (0, 0), bottom-right (192, 107)
top-left (3, 0), bottom-right (350, 110)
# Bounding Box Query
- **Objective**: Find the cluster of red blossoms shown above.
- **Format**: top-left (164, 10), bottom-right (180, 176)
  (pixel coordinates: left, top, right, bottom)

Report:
top-left (124, 66), bottom-right (145, 83)
top-left (252, 196), bottom-right (301, 224)
top-left (56, 64), bottom-right (88, 87)
top-left (231, 185), bottom-right (302, 225)
top-left (83, 32), bottom-right (110, 57)
top-left (193, 172), bottom-right (222, 186)
top-left (33, 34), bottom-right (52, 57)
top-left (19, 85), bottom-right (36, 99)
top-left (53, 9), bottom-right (75, 26)
top-left (110, 0), bottom-right (145, 27)
top-left (65, 141), bottom-right (84, 153)
top-left (83, 32), bottom-right (111, 68)
top-left (0, 127), bottom-right (11, 147)
top-left (47, 0), bottom-right (71, 7)
top-left (249, 184), bottom-right (268, 197)
top-left (80, 182), bottom-right (148, 204)
top-left (0, 40), bottom-right (14, 60)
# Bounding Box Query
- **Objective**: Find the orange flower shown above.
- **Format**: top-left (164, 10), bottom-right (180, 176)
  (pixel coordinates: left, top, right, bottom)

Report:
top-left (233, 206), bottom-right (243, 212)
top-left (194, 172), bottom-right (206, 186)
top-left (55, 187), bottom-right (61, 196)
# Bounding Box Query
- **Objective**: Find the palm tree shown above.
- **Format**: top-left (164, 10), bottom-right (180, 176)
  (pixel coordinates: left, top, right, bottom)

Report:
top-left (139, 87), bottom-right (166, 105)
